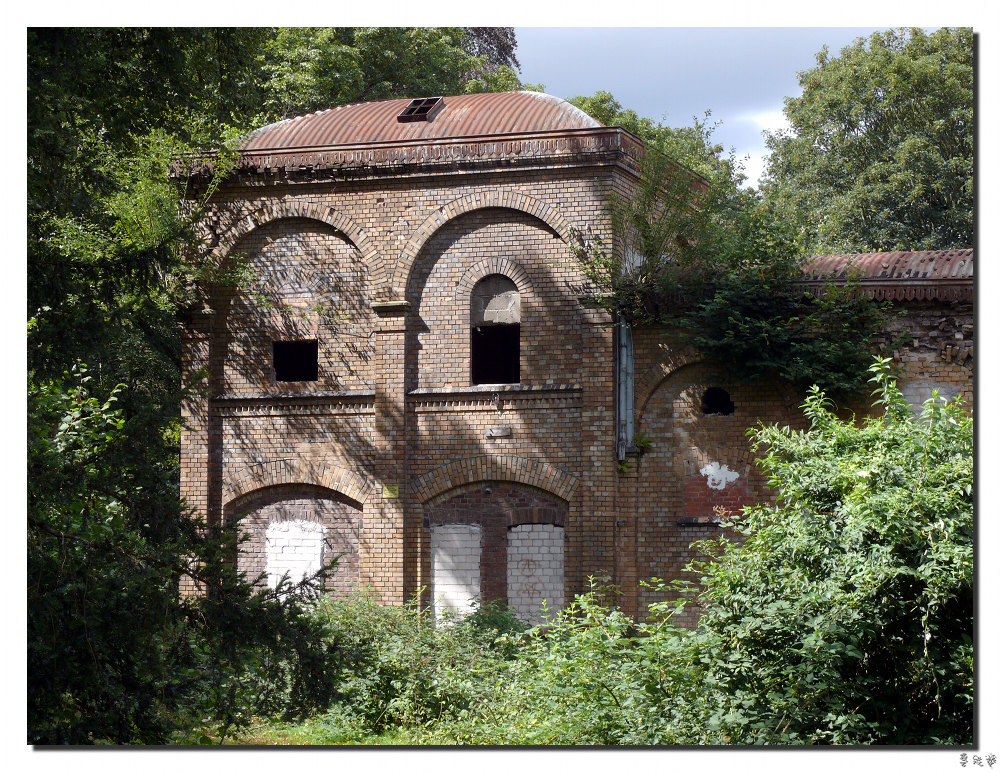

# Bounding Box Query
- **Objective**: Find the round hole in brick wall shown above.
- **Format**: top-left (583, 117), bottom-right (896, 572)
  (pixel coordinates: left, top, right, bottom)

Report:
top-left (701, 387), bottom-right (735, 416)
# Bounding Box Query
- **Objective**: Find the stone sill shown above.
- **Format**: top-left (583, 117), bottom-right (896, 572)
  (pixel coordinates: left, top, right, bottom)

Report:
top-left (677, 516), bottom-right (723, 528)
top-left (408, 383), bottom-right (581, 396)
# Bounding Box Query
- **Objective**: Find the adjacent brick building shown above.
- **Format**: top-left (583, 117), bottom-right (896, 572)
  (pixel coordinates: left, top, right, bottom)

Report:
top-left (180, 91), bottom-right (973, 624)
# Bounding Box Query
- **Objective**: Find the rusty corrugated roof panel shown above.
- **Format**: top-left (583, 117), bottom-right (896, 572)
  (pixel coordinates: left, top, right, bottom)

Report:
top-left (801, 250), bottom-right (974, 302)
top-left (243, 91), bottom-right (603, 152)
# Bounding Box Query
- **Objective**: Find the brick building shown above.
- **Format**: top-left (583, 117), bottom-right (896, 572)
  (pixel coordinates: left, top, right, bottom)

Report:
top-left (180, 91), bottom-right (973, 624)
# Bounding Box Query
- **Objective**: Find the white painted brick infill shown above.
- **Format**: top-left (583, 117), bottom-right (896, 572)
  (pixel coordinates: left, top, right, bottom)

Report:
top-left (508, 524), bottom-right (564, 624)
top-left (431, 524), bottom-right (482, 620)
top-left (265, 519), bottom-right (326, 589)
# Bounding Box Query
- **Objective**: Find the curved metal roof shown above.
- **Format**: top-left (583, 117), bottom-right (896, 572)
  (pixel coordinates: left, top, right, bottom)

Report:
top-left (803, 250), bottom-right (973, 282)
top-left (243, 91), bottom-right (603, 151)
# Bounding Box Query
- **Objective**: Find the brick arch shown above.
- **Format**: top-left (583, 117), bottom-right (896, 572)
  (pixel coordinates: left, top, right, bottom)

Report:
top-left (411, 454), bottom-right (578, 505)
top-left (225, 483), bottom-right (351, 518)
top-left (635, 348), bottom-right (704, 421)
top-left (223, 481), bottom-right (362, 597)
top-left (222, 458), bottom-right (373, 510)
top-left (425, 481), bottom-right (568, 527)
top-left (455, 256), bottom-right (533, 302)
top-left (392, 192), bottom-right (575, 297)
top-left (212, 200), bottom-right (382, 284)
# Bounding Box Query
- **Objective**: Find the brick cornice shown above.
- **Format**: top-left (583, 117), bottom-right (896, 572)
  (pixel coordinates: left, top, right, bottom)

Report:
top-left (184, 128), bottom-right (645, 184)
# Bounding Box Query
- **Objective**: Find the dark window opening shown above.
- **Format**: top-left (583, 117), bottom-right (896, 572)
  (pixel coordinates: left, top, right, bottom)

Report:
top-left (397, 97), bottom-right (443, 123)
top-left (701, 387), bottom-right (735, 415)
top-left (273, 340), bottom-right (318, 382)
top-left (471, 325), bottom-right (519, 385)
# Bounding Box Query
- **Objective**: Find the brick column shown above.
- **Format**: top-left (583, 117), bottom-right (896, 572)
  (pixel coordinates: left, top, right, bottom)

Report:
top-left (178, 307), bottom-right (213, 596)
top-left (366, 300), bottom-right (410, 604)
top-left (569, 299), bottom-right (617, 604)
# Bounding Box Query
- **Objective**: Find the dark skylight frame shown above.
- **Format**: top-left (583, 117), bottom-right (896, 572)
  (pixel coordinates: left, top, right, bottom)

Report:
top-left (397, 97), bottom-right (444, 123)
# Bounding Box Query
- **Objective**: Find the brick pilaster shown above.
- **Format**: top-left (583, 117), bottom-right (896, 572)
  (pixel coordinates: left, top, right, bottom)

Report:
top-left (367, 300), bottom-right (411, 604)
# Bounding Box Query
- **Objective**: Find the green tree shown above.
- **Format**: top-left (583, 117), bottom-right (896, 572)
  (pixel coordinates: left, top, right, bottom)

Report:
top-left (261, 27), bottom-right (530, 119)
top-left (27, 25), bottom-right (537, 744)
top-left (568, 90), bottom-right (736, 182)
top-left (574, 144), bottom-right (890, 397)
top-left (26, 28), bottom-right (330, 744)
top-left (761, 27), bottom-right (973, 253)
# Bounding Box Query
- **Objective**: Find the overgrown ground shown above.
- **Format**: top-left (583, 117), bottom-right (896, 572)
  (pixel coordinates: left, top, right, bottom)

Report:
top-left (210, 364), bottom-right (972, 747)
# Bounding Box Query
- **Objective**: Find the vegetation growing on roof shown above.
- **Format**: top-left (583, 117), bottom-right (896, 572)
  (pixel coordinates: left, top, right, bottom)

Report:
top-left (572, 146), bottom-right (893, 397)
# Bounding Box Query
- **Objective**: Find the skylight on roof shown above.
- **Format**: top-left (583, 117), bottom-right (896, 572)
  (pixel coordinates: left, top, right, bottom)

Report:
top-left (397, 97), bottom-right (444, 123)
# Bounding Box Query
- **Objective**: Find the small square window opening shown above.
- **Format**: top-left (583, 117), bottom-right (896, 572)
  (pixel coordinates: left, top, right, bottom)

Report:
top-left (273, 340), bottom-right (318, 382)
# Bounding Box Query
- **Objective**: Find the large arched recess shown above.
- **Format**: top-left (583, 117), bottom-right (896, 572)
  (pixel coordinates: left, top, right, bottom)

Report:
top-left (632, 359), bottom-right (804, 626)
top-left (422, 479), bottom-right (569, 620)
top-left (391, 191), bottom-right (576, 298)
top-left (224, 482), bottom-right (365, 597)
top-left (402, 204), bottom-right (583, 390)
top-left (209, 200), bottom-right (381, 284)
top-left (206, 211), bottom-right (379, 396)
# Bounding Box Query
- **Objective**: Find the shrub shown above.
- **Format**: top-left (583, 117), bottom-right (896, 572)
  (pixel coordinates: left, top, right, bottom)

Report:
top-left (308, 593), bottom-right (525, 733)
top-left (434, 358), bottom-right (973, 746)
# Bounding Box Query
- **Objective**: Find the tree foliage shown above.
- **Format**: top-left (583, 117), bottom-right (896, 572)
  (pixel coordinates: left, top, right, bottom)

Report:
top-left (26, 26), bottom-right (529, 745)
top-left (260, 27), bottom-right (531, 119)
top-left (567, 90), bottom-right (734, 182)
top-left (761, 27), bottom-right (973, 253)
top-left (574, 143), bottom-right (891, 396)
top-left (675, 359), bottom-right (973, 743)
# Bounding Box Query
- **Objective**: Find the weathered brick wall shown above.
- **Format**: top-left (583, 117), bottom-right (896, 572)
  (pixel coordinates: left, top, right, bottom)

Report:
top-left (227, 484), bottom-right (361, 597)
top-left (622, 302), bottom-right (973, 625)
top-left (212, 218), bottom-right (375, 395)
top-left (624, 352), bottom-right (808, 625)
top-left (881, 301), bottom-right (974, 410)
top-left (181, 138), bottom-right (972, 617)
top-left (183, 164), bottom-right (617, 605)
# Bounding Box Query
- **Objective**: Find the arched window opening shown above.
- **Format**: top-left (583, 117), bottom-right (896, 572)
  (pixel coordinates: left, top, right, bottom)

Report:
top-left (701, 387), bottom-right (735, 416)
top-left (470, 275), bottom-right (520, 385)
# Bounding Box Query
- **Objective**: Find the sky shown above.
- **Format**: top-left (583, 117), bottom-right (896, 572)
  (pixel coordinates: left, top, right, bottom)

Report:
top-left (514, 27), bottom-right (888, 187)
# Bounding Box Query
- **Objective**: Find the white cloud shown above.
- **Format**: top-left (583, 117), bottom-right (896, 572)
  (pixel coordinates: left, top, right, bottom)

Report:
top-left (734, 112), bottom-right (792, 188)
top-left (737, 110), bottom-right (792, 135)
top-left (741, 153), bottom-right (770, 190)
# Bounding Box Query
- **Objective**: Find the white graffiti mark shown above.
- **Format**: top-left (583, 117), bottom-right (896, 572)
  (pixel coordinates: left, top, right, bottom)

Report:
top-left (700, 462), bottom-right (739, 491)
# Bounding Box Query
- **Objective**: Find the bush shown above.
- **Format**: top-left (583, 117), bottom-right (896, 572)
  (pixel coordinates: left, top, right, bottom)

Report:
top-left (433, 358), bottom-right (973, 746)
top-left (307, 593), bottom-right (526, 734)
top-left (671, 357), bottom-right (972, 744)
